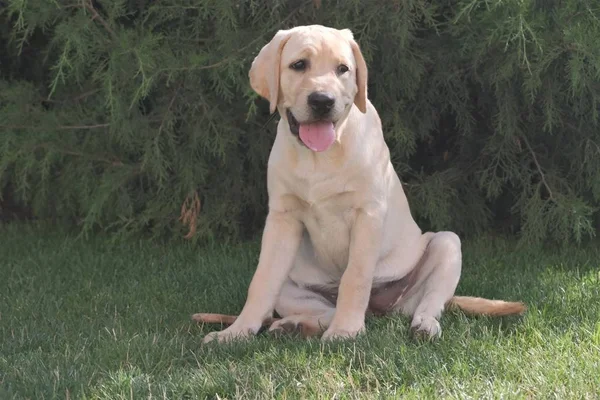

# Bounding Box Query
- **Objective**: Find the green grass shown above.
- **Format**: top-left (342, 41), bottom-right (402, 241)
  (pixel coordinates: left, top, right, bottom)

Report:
top-left (1, 223), bottom-right (599, 399)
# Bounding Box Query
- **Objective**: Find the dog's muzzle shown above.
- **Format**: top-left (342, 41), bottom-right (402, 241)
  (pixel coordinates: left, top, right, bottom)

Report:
top-left (286, 109), bottom-right (300, 137)
top-left (308, 91), bottom-right (336, 117)
top-left (285, 108), bottom-right (337, 152)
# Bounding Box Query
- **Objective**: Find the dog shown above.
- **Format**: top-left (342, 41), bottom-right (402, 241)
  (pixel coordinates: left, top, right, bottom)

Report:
top-left (194, 25), bottom-right (525, 343)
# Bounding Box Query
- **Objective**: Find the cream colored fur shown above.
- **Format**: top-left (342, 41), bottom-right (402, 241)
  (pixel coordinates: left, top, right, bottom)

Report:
top-left (196, 25), bottom-right (525, 344)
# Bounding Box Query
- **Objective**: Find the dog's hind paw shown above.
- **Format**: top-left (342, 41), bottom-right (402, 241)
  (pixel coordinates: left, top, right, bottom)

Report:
top-left (268, 316), bottom-right (323, 338)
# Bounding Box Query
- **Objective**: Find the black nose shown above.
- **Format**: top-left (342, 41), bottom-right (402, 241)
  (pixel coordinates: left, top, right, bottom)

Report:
top-left (307, 92), bottom-right (335, 116)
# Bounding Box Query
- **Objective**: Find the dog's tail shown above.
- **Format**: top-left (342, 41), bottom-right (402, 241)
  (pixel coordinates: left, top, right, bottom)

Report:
top-left (193, 297), bottom-right (526, 326)
top-left (446, 296), bottom-right (526, 316)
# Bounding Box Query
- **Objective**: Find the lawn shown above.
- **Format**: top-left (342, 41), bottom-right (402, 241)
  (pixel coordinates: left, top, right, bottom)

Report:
top-left (1, 223), bottom-right (599, 399)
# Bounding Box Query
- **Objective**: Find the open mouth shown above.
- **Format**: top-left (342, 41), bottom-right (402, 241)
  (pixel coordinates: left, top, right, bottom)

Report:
top-left (286, 109), bottom-right (336, 152)
top-left (286, 109), bottom-right (301, 137)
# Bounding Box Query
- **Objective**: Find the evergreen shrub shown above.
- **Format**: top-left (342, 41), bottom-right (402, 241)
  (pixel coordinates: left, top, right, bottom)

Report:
top-left (1, 0), bottom-right (599, 245)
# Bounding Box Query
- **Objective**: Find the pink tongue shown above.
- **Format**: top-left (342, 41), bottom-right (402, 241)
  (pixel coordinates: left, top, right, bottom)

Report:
top-left (298, 121), bottom-right (335, 152)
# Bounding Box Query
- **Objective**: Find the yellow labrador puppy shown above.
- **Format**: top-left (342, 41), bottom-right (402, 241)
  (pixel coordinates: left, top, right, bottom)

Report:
top-left (196, 25), bottom-right (525, 343)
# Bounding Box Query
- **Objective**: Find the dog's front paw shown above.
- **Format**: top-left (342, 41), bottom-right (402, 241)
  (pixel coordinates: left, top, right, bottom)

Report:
top-left (410, 315), bottom-right (441, 340)
top-left (202, 325), bottom-right (256, 344)
top-left (321, 323), bottom-right (365, 341)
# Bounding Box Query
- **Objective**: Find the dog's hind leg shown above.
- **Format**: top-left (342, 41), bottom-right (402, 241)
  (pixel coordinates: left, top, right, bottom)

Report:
top-left (395, 231), bottom-right (462, 339)
top-left (269, 280), bottom-right (336, 338)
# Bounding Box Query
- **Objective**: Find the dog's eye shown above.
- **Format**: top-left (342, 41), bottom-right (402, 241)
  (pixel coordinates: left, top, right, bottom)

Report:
top-left (290, 59), bottom-right (307, 71)
top-left (337, 64), bottom-right (349, 75)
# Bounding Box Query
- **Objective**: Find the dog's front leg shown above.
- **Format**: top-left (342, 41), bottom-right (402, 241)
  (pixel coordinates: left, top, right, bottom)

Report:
top-left (202, 211), bottom-right (303, 344)
top-left (322, 208), bottom-right (383, 341)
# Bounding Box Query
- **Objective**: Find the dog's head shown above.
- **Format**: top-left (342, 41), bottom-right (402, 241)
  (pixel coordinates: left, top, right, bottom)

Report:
top-left (249, 25), bottom-right (368, 152)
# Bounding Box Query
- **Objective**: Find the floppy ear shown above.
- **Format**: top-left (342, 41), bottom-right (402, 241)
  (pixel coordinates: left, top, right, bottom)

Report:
top-left (339, 29), bottom-right (368, 113)
top-left (249, 29), bottom-right (293, 114)
top-left (350, 39), bottom-right (368, 113)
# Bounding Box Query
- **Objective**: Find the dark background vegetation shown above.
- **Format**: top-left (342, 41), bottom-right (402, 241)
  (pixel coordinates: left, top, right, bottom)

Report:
top-left (1, 0), bottom-right (599, 245)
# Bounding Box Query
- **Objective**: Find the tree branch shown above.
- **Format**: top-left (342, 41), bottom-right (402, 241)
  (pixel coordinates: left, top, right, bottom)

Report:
top-left (157, 86), bottom-right (180, 136)
top-left (165, 1), bottom-right (311, 72)
top-left (2, 117), bottom-right (167, 132)
top-left (40, 88), bottom-right (102, 104)
top-left (72, 88), bottom-right (102, 102)
top-left (24, 142), bottom-right (124, 167)
top-left (1, 123), bottom-right (110, 131)
top-left (83, 0), bottom-right (118, 41)
top-left (521, 135), bottom-right (555, 200)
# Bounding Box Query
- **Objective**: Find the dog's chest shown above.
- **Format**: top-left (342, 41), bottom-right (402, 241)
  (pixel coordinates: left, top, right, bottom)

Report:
top-left (300, 195), bottom-right (357, 271)
top-left (277, 164), bottom-right (365, 271)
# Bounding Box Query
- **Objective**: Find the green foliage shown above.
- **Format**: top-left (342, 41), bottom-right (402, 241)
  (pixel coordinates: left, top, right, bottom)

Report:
top-left (1, 0), bottom-right (599, 244)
